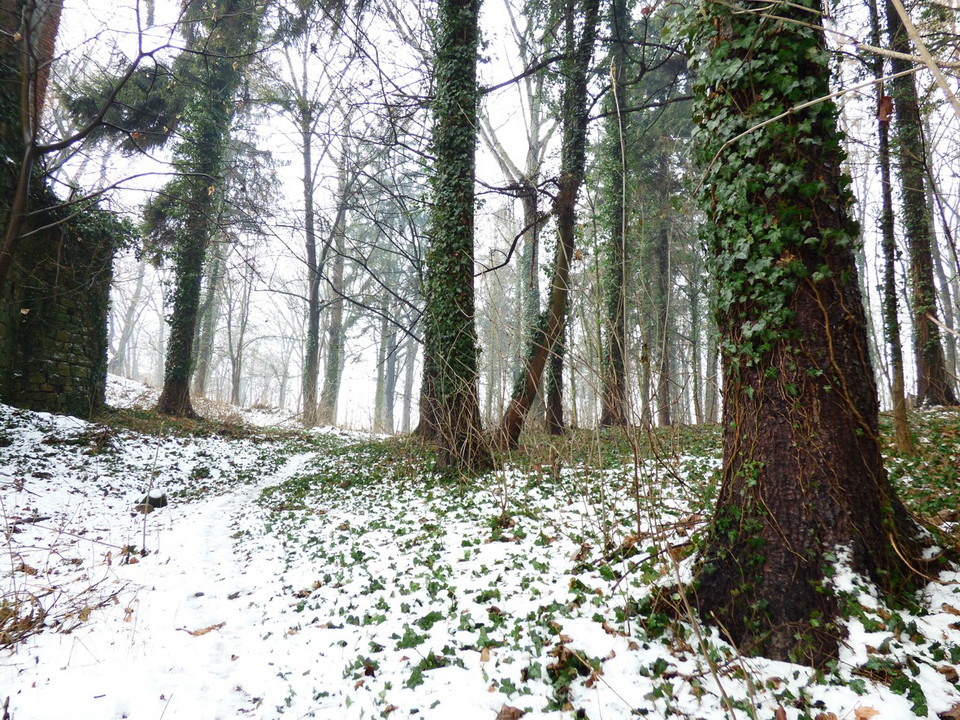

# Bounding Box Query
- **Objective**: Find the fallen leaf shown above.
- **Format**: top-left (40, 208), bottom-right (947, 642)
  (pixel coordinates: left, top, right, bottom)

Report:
top-left (814, 713), bottom-right (838, 720)
top-left (855, 708), bottom-right (880, 720)
top-left (944, 604), bottom-right (960, 617)
top-left (178, 622), bottom-right (226, 636)
top-left (940, 665), bottom-right (959, 683)
top-left (939, 702), bottom-right (960, 720)
top-left (480, 646), bottom-right (491, 662)
top-left (496, 705), bottom-right (525, 720)
top-left (383, 704), bottom-right (397, 715)
top-left (774, 707), bottom-right (786, 720)
top-left (124, 607), bottom-right (134, 622)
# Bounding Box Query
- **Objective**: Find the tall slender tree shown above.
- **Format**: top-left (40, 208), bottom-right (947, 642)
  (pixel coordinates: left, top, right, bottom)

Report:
top-left (421, 0), bottom-right (487, 469)
top-left (869, 0), bottom-right (914, 452)
top-left (497, 0), bottom-right (601, 448)
top-left (156, 0), bottom-right (265, 416)
top-left (599, 0), bottom-right (630, 428)
top-left (886, 0), bottom-right (957, 407)
top-left (689, 0), bottom-right (921, 663)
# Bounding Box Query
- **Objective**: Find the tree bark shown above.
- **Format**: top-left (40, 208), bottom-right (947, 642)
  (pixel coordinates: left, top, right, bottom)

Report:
top-left (599, 0), bottom-right (629, 428)
top-left (191, 243), bottom-right (224, 398)
top-left (692, 0), bottom-right (920, 665)
top-left (301, 103), bottom-right (322, 426)
top-left (886, 0), bottom-right (957, 406)
top-left (317, 227), bottom-right (345, 426)
top-left (421, 0), bottom-right (487, 470)
top-left (497, 0), bottom-right (601, 448)
top-left (869, 0), bottom-right (914, 453)
top-left (158, 0), bottom-right (261, 417)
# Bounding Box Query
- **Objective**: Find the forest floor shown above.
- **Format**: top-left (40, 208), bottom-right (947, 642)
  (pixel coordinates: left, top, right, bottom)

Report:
top-left (2, 378), bottom-right (960, 720)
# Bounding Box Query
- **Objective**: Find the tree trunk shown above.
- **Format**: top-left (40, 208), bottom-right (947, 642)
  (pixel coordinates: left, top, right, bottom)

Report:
top-left (886, 0), bottom-right (957, 406)
top-left (545, 319), bottom-right (566, 434)
top-left (692, 0), bottom-right (920, 665)
top-left (109, 259), bottom-right (147, 376)
top-left (158, 0), bottom-right (260, 417)
top-left (317, 230), bottom-right (345, 426)
top-left (497, 0), bottom-right (601, 448)
top-left (0, 0), bottom-right (62, 294)
top-left (870, 0), bottom-right (914, 453)
top-left (191, 243), bottom-right (224, 398)
top-left (653, 228), bottom-right (672, 427)
top-left (599, 0), bottom-right (629, 428)
top-left (401, 333), bottom-right (418, 433)
top-left (421, 0), bottom-right (487, 470)
top-left (301, 104), bottom-right (322, 427)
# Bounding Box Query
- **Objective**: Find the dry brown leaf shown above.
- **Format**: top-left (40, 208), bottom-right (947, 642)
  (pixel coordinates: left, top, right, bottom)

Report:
top-left (78, 606), bottom-right (92, 622)
top-left (939, 702), bottom-right (960, 720)
top-left (943, 603), bottom-right (960, 617)
top-left (496, 705), bottom-right (525, 720)
top-left (383, 704), bottom-right (397, 715)
top-left (179, 621), bottom-right (226, 636)
top-left (480, 646), bottom-right (491, 662)
top-left (814, 713), bottom-right (838, 720)
top-left (774, 706), bottom-right (786, 720)
top-left (353, 680), bottom-right (364, 690)
top-left (878, 95), bottom-right (893, 124)
top-left (855, 707), bottom-right (880, 720)
top-left (123, 607), bottom-right (134, 622)
top-left (939, 665), bottom-right (959, 684)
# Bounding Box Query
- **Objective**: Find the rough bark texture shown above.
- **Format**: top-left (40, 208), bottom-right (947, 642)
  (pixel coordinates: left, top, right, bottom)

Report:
top-left (599, 0), bottom-right (629, 428)
top-left (421, 0), bottom-right (487, 470)
top-left (886, 0), bottom-right (957, 407)
top-left (692, 0), bottom-right (919, 665)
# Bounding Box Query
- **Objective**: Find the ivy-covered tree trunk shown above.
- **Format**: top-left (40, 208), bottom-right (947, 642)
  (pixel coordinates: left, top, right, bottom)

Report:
top-left (191, 242), bottom-right (224, 398)
top-left (599, 0), bottom-right (629, 428)
top-left (886, 0), bottom-right (957, 407)
top-left (545, 319), bottom-right (566, 434)
top-left (157, 0), bottom-right (262, 417)
top-left (497, 0), bottom-right (601, 448)
top-left (869, 0), bottom-right (914, 453)
top-left (691, 0), bottom-right (920, 664)
top-left (422, 0), bottom-right (487, 470)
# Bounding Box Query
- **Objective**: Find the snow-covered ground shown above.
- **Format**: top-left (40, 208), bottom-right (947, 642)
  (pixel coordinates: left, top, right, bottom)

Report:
top-left (3, 379), bottom-right (960, 719)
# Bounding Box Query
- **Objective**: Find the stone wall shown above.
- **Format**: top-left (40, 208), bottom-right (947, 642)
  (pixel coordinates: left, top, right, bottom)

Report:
top-left (0, 200), bottom-right (119, 418)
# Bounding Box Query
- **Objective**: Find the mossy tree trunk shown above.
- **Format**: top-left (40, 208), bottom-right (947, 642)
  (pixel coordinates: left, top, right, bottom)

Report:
top-left (885, 0), bottom-right (957, 407)
top-left (422, 0), bottom-right (487, 470)
top-left (691, 0), bottom-right (920, 665)
top-left (157, 0), bottom-right (262, 417)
